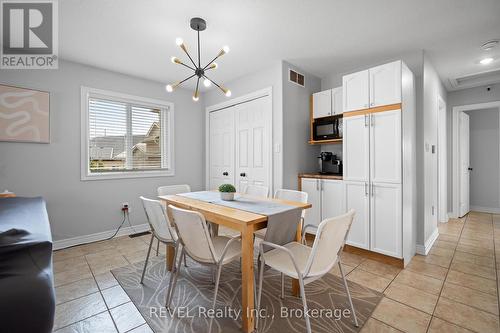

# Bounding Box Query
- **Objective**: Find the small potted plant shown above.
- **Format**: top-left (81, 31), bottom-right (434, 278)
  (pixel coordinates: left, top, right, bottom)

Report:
top-left (219, 184), bottom-right (236, 201)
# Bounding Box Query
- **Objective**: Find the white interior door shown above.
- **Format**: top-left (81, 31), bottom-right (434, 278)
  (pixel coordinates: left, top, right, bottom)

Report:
top-left (235, 96), bottom-right (271, 192)
top-left (209, 109), bottom-right (234, 190)
top-left (459, 112), bottom-right (470, 217)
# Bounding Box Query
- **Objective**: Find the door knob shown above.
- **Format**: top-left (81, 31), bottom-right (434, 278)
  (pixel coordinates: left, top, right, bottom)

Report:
top-left (468, 167), bottom-right (473, 171)
top-left (223, 172), bottom-right (228, 176)
top-left (240, 172), bottom-right (246, 177)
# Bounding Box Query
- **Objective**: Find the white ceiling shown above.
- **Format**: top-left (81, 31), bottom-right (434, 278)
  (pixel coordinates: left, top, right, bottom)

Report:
top-left (60, 0), bottom-right (500, 92)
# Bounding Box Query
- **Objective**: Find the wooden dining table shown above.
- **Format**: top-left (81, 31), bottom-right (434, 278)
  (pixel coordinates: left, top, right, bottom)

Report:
top-left (159, 192), bottom-right (311, 333)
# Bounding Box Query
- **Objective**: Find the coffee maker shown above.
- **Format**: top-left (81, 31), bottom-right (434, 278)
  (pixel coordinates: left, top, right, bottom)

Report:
top-left (318, 152), bottom-right (342, 175)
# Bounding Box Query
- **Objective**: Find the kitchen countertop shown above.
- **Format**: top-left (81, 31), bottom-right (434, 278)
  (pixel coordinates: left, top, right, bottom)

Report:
top-left (298, 173), bottom-right (343, 180)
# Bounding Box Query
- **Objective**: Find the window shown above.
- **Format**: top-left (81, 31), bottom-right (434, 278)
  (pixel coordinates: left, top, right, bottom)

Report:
top-left (81, 87), bottom-right (174, 180)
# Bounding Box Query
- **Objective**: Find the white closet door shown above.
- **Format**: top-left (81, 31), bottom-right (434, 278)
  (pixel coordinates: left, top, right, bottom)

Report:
top-left (343, 114), bottom-right (370, 182)
top-left (370, 110), bottom-right (402, 183)
top-left (209, 109), bottom-right (234, 190)
top-left (369, 61), bottom-right (402, 108)
top-left (344, 181), bottom-right (370, 250)
top-left (343, 70), bottom-right (369, 112)
top-left (235, 96), bottom-right (271, 192)
top-left (370, 182), bottom-right (402, 257)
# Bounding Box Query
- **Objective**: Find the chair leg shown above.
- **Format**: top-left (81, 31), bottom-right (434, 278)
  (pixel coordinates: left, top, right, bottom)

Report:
top-left (183, 252), bottom-right (188, 267)
top-left (298, 276), bottom-right (312, 333)
top-left (338, 261), bottom-right (359, 327)
top-left (166, 245), bottom-right (183, 309)
top-left (140, 234), bottom-right (155, 284)
top-left (280, 273), bottom-right (285, 299)
top-left (156, 238), bottom-right (160, 256)
top-left (209, 263), bottom-right (223, 333)
top-left (255, 255), bottom-right (266, 330)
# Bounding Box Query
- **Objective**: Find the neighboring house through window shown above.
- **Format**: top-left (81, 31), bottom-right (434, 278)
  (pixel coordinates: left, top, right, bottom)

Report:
top-left (81, 87), bottom-right (174, 180)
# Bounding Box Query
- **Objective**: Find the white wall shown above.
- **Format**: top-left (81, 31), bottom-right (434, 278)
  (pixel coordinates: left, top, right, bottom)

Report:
top-left (464, 108), bottom-right (500, 211)
top-left (282, 61), bottom-right (321, 189)
top-left (203, 61), bottom-right (283, 192)
top-left (0, 60), bottom-right (204, 242)
top-left (447, 83), bottom-right (500, 211)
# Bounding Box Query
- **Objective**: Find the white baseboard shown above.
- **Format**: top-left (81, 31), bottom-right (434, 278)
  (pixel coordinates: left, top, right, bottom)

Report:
top-left (415, 228), bottom-right (439, 255)
top-left (470, 206), bottom-right (500, 214)
top-left (53, 223), bottom-right (151, 250)
top-left (447, 211), bottom-right (457, 219)
top-left (439, 214), bottom-right (449, 223)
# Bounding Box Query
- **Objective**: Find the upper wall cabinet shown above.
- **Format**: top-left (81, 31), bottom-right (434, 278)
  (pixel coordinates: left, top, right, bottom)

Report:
top-left (312, 87), bottom-right (342, 119)
top-left (369, 61), bottom-right (402, 108)
top-left (312, 89), bottom-right (332, 118)
top-left (343, 61), bottom-right (402, 112)
top-left (343, 70), bottom-right (369, 112)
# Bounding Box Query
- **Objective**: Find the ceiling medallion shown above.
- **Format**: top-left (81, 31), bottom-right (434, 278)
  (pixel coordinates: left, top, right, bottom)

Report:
top-left (166, 17), bottom-right (231, 101)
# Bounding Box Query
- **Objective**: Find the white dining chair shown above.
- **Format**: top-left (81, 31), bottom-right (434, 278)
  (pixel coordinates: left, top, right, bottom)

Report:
top-left (152, 184), bottom-right (191, 256)
top-left (139, 197), bottom-right (184, 285)
top-left (256, 210), bottom-right (359, 333)
top-left (243, 184), bottom-right (269, 197)
top-left (166, 205), bottom-right (242, 314)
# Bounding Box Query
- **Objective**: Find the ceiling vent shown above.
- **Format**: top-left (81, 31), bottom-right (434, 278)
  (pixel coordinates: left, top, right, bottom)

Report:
top-left (449, 68), bottom-right (500, 90)
top-left (289, 69), bottom-right (305, 87)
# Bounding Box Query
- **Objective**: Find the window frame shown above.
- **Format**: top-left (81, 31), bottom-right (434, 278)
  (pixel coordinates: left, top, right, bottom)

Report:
top-left (81, 86), bottom-right (175, 181)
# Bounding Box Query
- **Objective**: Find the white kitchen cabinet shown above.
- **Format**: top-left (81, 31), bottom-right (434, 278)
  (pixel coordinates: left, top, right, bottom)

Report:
top-left (370, 110), bottom-right (402, 184)
top-left (312, 89), bottom-right (332, 118)
top-left (369, 61), bottom-right (402, 108)
top-left (332, 87), bottom-right (343, 115)
top-left (343, 114), bottom-right (369, 182)
top-left (300, 178), bottom-right (345, 234)
top-left (342, 70), bottom-right (369, 112)
top-left (344, 181), bottom-right (370, 250)
top-left (370, 183), bottom-right (402, 257)
top-left (301, 178), bottom-right (321, 231)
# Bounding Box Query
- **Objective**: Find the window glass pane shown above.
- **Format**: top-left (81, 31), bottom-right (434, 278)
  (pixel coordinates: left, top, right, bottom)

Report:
top-left (88, 98), bottom-right (127, 172)
top-left (131, 106), bottom-right (162, 170)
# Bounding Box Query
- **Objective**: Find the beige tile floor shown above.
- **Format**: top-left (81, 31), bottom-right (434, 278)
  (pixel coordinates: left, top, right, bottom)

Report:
top-left (52, 212), bottom-right (500, 333)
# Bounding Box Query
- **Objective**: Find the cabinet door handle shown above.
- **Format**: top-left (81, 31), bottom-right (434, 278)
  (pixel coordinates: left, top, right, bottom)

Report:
top-left (370, 102), bottom-right (374, 106)
top-left (240, 172), bottom-right (246, 177)
top-left (371, 183), bottom-right (374, 196)
top-left (364, 182), bottom-right (368, 196)
top-left (370, 113), bottom-right (374, 127)
top-left (364, 114), bottom-right (368, 127)
top-left (320, 180), bottom-right (324, 191)
top-left (223, 171), bottom-right (228, 176)
top-left (316, 179), bottom-right (319, 191)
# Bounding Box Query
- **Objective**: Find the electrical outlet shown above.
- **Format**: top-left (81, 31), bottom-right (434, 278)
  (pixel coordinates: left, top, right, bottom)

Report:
top-left (122, 202), bottom-right (130, 212)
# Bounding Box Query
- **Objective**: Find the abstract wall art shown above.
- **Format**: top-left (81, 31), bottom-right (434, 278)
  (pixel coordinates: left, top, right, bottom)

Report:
top-left (0, 84), bottom-right (50, 143)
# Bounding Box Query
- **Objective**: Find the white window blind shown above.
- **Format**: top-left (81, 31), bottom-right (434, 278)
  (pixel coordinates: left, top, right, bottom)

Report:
top-left (82, 87), bottom-right (174, 179)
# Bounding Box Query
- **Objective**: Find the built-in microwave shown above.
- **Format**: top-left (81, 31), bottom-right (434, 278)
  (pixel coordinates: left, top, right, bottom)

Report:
top-left (313, 116), bottom-right (342, 141)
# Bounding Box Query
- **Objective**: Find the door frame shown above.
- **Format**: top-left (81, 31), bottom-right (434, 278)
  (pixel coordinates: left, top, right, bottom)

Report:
top-left (437, 95), bottom-right (448, 223)
top-left (205, 87), bottom-right (273, 192)
top-left (451, 101), bottom-right (500, 218)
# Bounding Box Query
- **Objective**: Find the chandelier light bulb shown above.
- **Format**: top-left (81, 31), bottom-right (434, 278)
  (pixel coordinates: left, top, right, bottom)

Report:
top-left (192, 95), bottom-right (199, 102)
top-left (223, 45), bottom-right (230, 54)
top-left (203, 78), bottom-right (211, 87)
top-left (175, 38), bottom-right (184, 46)
top-left (225, 89), bottom-right (232, 97)
top-left (171, 57), bottom-right (178, 64)
top-left (212, 62), bottom-right (218, 69)
top-left (166, 85), bottom-right (173, 92)
top-left (480, 57), bottom-right (494, 65)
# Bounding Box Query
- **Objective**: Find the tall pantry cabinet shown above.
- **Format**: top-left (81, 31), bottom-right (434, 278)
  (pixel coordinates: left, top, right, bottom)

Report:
top-left (342, 60), bottom-right (416, 265)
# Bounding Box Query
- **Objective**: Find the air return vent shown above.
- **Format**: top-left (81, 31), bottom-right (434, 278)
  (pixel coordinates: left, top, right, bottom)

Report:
top-left (289, 69), bottom-right (305, 87)
top-left (449, 68), bottom-right (500, 90)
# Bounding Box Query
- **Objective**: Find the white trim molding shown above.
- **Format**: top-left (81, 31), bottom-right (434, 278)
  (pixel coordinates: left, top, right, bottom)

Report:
top-left (416, 228), bottom-right (439, 255)
top-left (80, 86), bottom-right (175, 181)
top-left (53, 223), bottom-right (150, 250)
top-left (452, 101), bottom-right (500, 217)
top-left (470, 206), bottom-right (500, 214)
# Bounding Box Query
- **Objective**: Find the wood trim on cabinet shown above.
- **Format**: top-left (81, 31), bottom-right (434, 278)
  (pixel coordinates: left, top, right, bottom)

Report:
top-left (343, 103), bottom-right (402, 118)
top-left (343, 244), bottom-right (404, 268)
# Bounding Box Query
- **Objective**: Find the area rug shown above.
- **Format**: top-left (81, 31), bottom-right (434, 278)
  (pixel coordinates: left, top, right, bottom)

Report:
top-left (111, 256), bottom-right (382, 333)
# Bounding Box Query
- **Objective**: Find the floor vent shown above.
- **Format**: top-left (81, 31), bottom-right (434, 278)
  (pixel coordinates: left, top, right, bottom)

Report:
top-left (449, 68), bottom-right (500, 90)
top-left (289, 68), bottom-right (305, 87)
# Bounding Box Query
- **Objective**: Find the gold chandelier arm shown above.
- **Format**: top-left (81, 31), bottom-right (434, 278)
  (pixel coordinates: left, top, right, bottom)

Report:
top-left (194, 77), bottom-right (200, 100)
top-left (179, 43), bottom-right (198, 69)
top-left (203, 74), bottom-right (229, 96)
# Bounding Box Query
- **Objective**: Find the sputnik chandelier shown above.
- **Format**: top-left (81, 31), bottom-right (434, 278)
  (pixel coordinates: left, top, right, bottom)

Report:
top-left (166, 17), bottom-right (231, 101)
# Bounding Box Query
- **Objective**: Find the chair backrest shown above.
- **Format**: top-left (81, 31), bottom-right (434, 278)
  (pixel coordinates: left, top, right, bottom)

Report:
top-left (157, 184), bottom-right (191, 196)
top-left (304, 209), bottom-right (356, 278)
top-left (140, 196), bottom-right (176, 243)
top-left (274, 189), bottom-right (308, 218)
top-left (243, 184), bottom-right (269, 197)
top-left (168, 205), bottom-right (217, 264)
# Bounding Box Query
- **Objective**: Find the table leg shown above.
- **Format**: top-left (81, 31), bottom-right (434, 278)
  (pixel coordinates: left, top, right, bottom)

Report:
top-left (166, 244), bottom-right (175, 271)
top-left (291, 221), bottom-right (302, 297)
top-left (241, 227), bottom-right (255, 333)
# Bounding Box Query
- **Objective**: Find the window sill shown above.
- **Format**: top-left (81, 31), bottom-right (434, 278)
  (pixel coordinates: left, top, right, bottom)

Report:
top-left (81, 169), bottom-right (175, 181)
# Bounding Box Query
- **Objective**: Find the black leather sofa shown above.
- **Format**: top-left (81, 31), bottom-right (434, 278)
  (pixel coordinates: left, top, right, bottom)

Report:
top-left (0, 197), bottom-right (55, 333)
